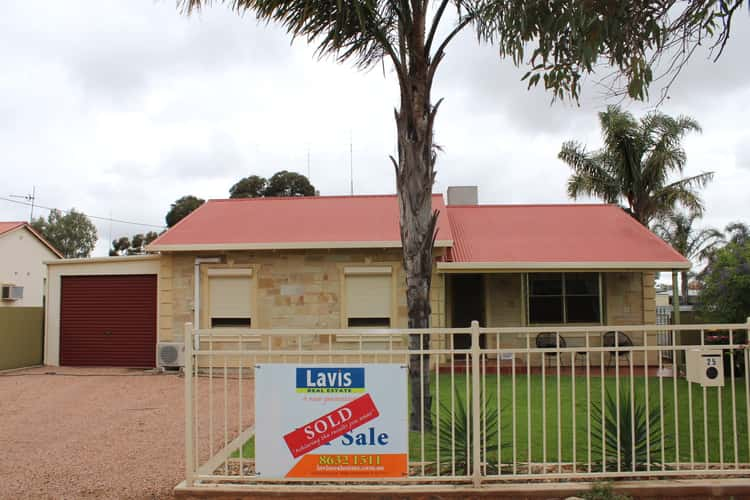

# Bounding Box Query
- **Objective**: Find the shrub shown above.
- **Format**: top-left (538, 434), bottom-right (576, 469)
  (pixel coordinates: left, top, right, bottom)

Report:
top-left (591, 388), bottom-right (669, 471)
top-left (434, 387), bottom-right (505, 475)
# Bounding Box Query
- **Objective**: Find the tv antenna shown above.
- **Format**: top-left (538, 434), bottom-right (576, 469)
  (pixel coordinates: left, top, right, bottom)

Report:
top-left (349, 131), bottom-right (354, 195)
top-left (9, 186), bottom-right (36, 222)
top-left (306, 144), bottom-right (311, 180)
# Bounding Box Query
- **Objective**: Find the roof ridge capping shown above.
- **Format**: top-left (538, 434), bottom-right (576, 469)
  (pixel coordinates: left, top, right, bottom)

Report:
top-left (447, 203), bottom-right (614, 208)
top-left (208, 193), bottom-right (445, 203)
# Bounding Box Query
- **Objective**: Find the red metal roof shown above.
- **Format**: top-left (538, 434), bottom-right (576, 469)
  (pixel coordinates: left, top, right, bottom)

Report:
top-left (0, 221), bottom-right (25, 237)
top-left (0, 221), bottom-right (63, 258)
top-left (148, 196), bottom-right (688, 268)
top-left (149, 194), bottom-right (453, 250)
top-left (445, 204), bottom-right (689, 267)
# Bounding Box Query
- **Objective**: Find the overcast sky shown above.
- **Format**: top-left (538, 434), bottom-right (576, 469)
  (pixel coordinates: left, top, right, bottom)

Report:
top-left (2, 1), bottom-right (749, 259)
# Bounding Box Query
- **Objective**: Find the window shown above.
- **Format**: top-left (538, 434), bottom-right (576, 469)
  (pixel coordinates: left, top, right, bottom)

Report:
top-left (344, 266), bottom-right (392, 328)
top-left (207, 268), bottom-right (253, 328)
top-left (527, 273), bottom-right (600, 324)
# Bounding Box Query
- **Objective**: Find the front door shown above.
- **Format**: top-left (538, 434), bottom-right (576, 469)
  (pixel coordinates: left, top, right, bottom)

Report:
top-left (450, 274), bottom-right (486, 350)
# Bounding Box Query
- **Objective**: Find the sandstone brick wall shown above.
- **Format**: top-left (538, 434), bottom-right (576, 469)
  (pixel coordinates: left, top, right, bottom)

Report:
top-left (485, 273), bottom-right (524, 328)
top-left (605, 272), bottom-right (645, 325)
top-left (158, 249), bottom-right (445, 342)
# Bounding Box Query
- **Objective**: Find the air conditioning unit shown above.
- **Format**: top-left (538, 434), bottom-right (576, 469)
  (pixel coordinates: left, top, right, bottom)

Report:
top-left (158, 342), bottom-right (185, 368)
top-left (1, 284), bottom-right (23, 301)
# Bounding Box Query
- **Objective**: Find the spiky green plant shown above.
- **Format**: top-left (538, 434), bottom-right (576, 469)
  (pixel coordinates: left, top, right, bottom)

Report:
top-left (433, 387), bottom-right (506, 475)
top-left (591, 388), bottom-right (668, 471)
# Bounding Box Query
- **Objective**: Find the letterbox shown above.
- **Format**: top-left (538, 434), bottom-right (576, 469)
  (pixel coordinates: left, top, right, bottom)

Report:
top-left (686, 348), bottom-right (724, 387)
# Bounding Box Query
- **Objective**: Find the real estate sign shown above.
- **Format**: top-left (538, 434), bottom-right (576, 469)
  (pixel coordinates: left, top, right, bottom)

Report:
top-left (255, 364), bottom-right (408, 478)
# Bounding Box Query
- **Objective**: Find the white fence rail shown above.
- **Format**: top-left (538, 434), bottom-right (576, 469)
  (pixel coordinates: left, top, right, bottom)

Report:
top-left (181, 320), bottom-right (750, 491)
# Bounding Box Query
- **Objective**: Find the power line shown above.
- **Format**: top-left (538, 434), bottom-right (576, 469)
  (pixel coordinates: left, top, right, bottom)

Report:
top-left (0, 196), bottom-right (166, 229)
top-left (9, 186), bottom-right (35, 222)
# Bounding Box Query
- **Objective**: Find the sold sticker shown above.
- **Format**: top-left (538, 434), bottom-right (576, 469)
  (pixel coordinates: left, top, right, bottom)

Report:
top-left (283, 393), bottom-right (379, 458)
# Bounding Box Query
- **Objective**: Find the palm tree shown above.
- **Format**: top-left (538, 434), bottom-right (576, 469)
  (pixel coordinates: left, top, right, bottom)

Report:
top-left (653, 211), bottom-right (724, 305)
top-left (559, 105), bottom-right (713, 227)
top-left (725, 222), bottom-right (750, 246)
top-left (179, 1), bottom-right (741, 431)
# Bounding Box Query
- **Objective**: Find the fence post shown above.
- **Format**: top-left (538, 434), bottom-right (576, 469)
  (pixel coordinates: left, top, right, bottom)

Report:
top-left (184, 322), bottom-right (194, 487)
top-left (471, 320), bottom-right (482, 487)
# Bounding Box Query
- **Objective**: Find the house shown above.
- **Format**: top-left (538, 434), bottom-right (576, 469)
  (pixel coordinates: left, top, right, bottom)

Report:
top-left (0, 222), bottom-right (62, 307)
top-left (1, 221), bottom-right (61, 370)
top-left (43, 187), bottom-right (689, 368)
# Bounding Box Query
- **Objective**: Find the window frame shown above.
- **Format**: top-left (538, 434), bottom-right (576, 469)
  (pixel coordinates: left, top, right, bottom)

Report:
top-left (202, 266), bottom-right (256, 329)
top-left (525, 272), bottom-right (603, 325)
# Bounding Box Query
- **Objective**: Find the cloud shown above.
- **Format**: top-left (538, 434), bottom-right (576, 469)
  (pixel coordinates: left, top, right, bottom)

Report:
top-left (0, 0), bottom-right (294, 103)
top-left (737, 138), bottom-right (750, 171)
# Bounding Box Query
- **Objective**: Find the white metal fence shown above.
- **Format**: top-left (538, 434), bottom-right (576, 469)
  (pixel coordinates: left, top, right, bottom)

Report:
top-left (181, 319), bottom-right (750, 491)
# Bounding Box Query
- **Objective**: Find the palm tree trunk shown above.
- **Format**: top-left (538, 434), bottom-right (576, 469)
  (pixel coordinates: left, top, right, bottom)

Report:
top-left (394, 47), bottom-right (438, 431)
top-left (681, 270), bottom-right (689, 305)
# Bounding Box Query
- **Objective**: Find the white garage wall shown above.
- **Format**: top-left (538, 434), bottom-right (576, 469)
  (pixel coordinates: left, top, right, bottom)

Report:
top-left (44, 255), bottom-right (160, 366)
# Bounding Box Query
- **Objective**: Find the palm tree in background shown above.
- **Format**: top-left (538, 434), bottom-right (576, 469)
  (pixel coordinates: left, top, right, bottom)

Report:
top-left (725, 222), bottom-right (750, 246)
top-left (653, 211), bottom-right (724, 305)
top-left (559, 105), bottom-right (713, 227)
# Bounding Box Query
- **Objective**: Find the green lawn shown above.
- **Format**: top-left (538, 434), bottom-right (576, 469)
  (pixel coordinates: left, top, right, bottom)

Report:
top-left (235, 373), bottom-right (750, 467)
top-left (416, 373), bottom-right (750, 467)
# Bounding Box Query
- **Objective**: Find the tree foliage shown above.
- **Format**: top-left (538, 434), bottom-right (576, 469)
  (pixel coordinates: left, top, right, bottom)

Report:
top-left (229, 171), bottom-right (316, 198)
top-left (181, 1), bottom-right (745, 103)
top-left (229, 175), bottom-right (268, 198)
top-left (560, 105), bottom-right (712, 226)
top-left (653, 211), bottom-right (724, 304)
top-left (31, 209), bottom-right (98, 259)
top-left (109, 231), bottom-right (159, 256)
top-left (165, 195), bottom-right (205, 228)
top-left (264, 170), bottom-right (316, 197)
top-left (697, 229), bottom-right (750, 324)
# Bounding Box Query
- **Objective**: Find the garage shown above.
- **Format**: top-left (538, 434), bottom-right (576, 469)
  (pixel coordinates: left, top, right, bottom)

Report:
top-left (60, 275), bottom-right (157, 367)
top-left (45, 255), bottom-right (161, 368)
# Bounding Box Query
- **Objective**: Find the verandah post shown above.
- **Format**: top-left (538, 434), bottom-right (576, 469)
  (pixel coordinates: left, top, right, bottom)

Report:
top-left (184, 322), bottom-right (195, 487)
top-left (471, 320), bottom-right (482, 487)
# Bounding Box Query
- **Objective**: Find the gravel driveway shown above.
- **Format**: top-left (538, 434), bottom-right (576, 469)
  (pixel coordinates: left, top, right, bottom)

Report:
top-left (0, 366), bottom-right (252, 499)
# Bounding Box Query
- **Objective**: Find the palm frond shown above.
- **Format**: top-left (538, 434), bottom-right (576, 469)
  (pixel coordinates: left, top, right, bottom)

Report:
top-left (725, 222), bottom-right (750, 245)
top-left (559, 141), bottom-right (619, 203)
top-left (561, 105), bottom-right (707, 225)
top-left (181, 0), bottom-right (401, 72)
top-left (654, 210), bottom-right (724, 265)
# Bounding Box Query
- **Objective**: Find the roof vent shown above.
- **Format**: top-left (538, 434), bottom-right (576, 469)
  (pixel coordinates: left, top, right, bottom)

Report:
top-left (447, 186), bottom-right (478, 206)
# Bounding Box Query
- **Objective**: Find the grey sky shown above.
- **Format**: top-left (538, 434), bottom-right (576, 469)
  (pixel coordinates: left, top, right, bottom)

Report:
top-left (2, 0), bottom-right (749, 261)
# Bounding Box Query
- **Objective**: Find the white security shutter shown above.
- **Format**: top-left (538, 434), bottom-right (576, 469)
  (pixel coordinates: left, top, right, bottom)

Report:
top-left (209, 276), bottom-right (253, 318)
top-left (345, 273), bottom-right (391, 319)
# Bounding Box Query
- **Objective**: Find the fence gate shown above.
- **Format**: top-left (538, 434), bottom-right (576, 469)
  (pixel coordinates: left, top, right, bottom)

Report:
top-left (178, 320), bottom-right (750, 495)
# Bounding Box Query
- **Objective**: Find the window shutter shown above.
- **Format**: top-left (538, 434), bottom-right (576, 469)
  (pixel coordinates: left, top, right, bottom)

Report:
top-left (209, 276), bottom-right (253, 318)
top-left (346, 274), bottom-right (391, 319)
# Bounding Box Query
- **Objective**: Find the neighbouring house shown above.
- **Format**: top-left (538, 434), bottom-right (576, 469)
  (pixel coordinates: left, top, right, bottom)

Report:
top-left (1, 221), bottom-right (62, 370)
top-left (43, 187), bottom-right (689, 368)
top-left (0, 222), bottom-right (62, 307)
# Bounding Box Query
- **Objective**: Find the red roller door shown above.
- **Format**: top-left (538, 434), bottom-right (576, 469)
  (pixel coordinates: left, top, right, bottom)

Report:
top-left (60, 274), bottom-right (157, 367)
